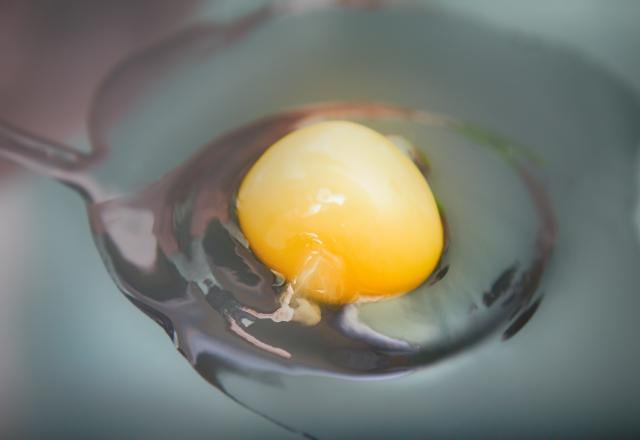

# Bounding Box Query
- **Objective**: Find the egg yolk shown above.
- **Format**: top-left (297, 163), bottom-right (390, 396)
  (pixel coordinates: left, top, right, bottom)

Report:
top-left (236, 120), bottom-right (443, 305)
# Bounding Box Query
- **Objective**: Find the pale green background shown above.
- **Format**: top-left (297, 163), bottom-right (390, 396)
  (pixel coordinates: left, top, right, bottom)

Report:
top-left (1, 1), bottom-right (639, 438)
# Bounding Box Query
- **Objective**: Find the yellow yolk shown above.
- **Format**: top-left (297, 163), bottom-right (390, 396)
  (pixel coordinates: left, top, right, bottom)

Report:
top-left (236, 121), bottom-right (443, 305)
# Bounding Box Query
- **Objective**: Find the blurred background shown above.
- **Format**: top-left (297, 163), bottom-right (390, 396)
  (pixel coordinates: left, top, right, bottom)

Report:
top-left (1, 0), bottom-right (639, 438)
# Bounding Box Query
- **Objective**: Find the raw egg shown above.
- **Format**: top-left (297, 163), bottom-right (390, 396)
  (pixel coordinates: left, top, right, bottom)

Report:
top-left (236, 121), bottom-right (443, 305)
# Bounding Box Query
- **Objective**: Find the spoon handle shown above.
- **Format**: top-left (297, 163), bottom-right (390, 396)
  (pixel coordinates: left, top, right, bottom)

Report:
top-left (0, 120), bottom-right (103, 202)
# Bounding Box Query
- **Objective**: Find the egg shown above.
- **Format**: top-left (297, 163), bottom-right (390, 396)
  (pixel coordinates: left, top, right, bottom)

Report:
top-left (236, 121), bottom-right (443, 305)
